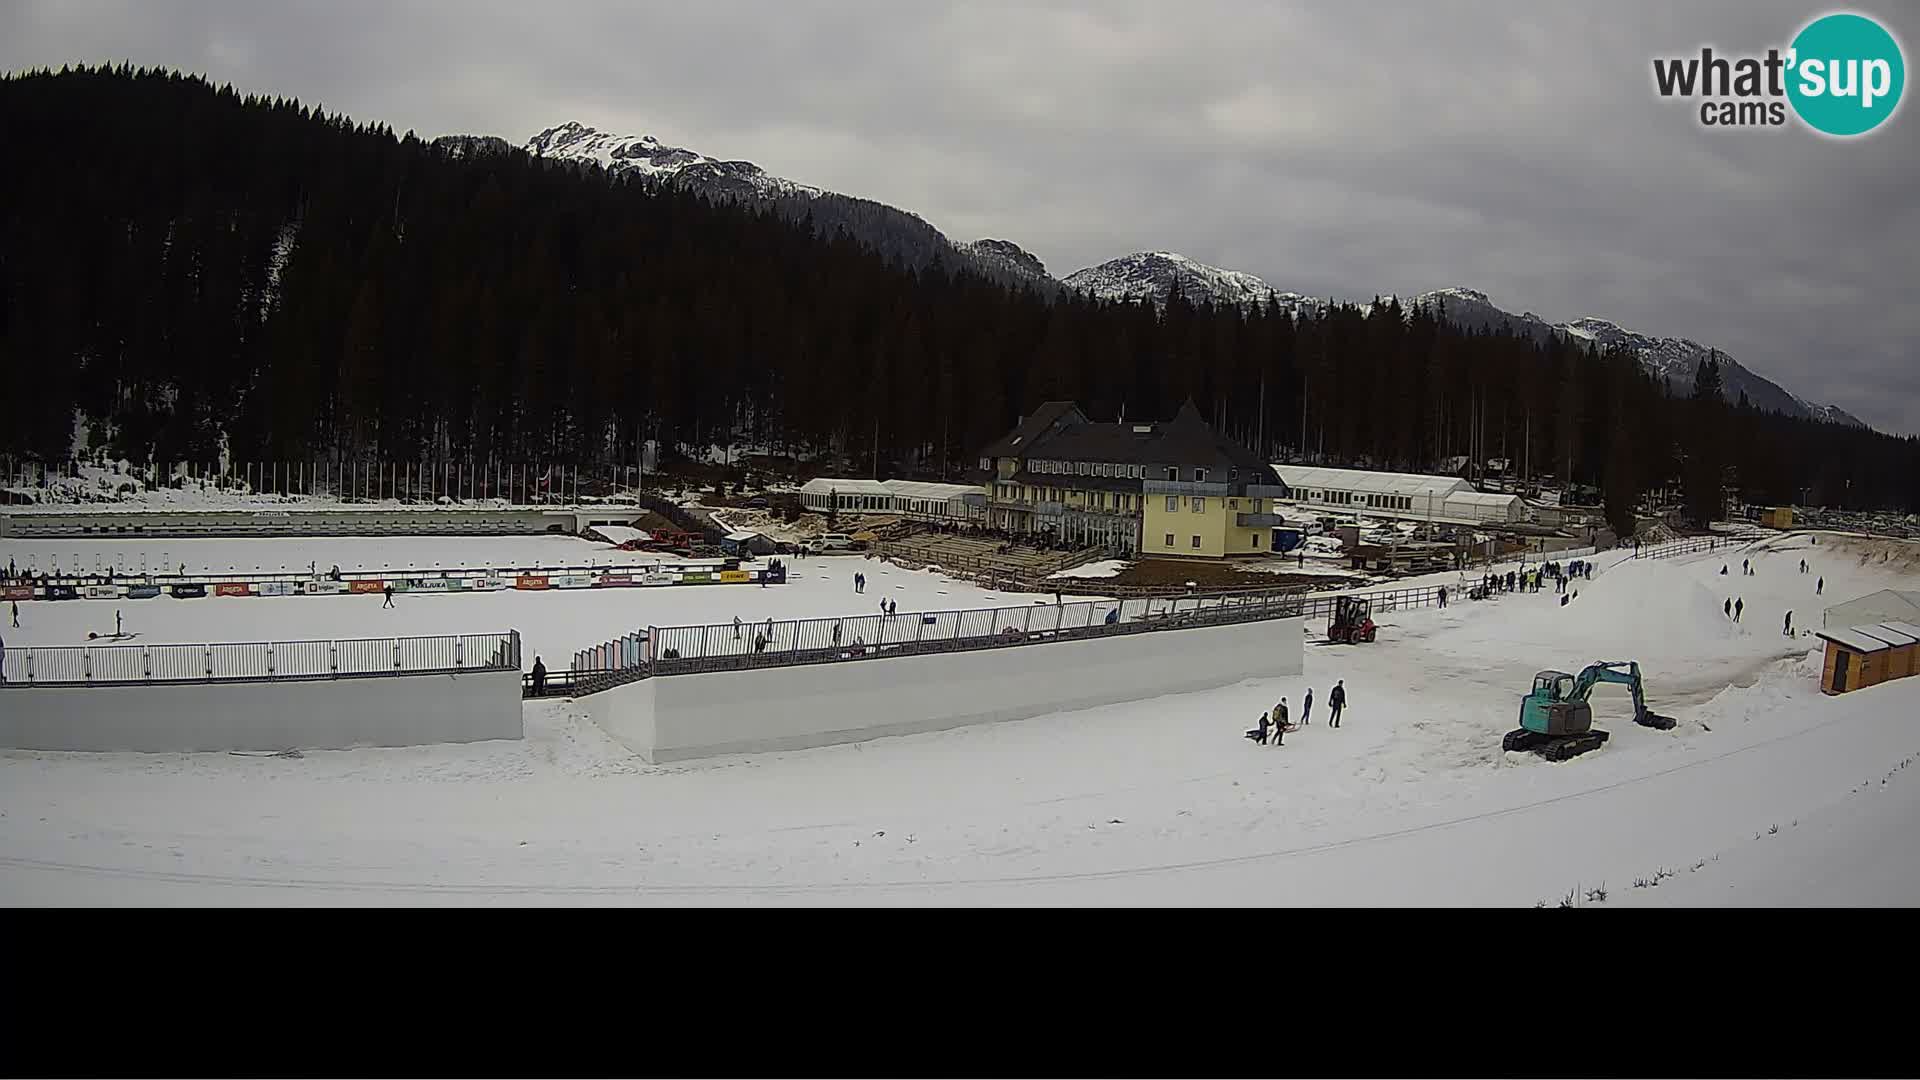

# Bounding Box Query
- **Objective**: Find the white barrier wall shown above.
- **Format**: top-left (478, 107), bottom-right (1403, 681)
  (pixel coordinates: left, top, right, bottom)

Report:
top-left (0, 669), bottom-right (523, 752)
top-left (588, 616), bottom-right (1303, 763)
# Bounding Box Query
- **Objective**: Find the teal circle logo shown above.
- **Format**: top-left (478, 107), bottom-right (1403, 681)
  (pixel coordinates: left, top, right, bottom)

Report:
top-left (1787, 13), bottom-right (1905, 136)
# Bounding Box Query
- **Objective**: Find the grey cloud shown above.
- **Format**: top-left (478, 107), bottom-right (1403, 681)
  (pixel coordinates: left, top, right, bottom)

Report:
top-left (4, 0), bottom-right (1916, 431)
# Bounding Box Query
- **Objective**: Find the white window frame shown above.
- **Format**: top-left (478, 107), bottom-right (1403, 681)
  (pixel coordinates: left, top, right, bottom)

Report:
top-left (1165, 495), bottom-right (1179, 512)
top-left (1190, 497), bottom-right (1205, 513)
top-left (1191, 534), bottom-right (1202, 549)
top-left (1163, 532), bottom-right (1175, 547)
top-left (1194, 468), bottom-right (1208, 483)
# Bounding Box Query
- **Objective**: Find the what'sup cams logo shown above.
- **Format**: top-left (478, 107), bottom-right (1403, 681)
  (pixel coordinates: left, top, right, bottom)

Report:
top-left (1653, 11), bottom-right (1905, 136)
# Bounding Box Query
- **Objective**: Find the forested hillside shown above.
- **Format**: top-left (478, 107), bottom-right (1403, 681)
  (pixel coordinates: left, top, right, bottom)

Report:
top-left (2, 66), bottom-right (1915, 515)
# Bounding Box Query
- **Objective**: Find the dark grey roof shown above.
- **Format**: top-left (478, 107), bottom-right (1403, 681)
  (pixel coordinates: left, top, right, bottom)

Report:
top-left (979, 401), bottom-right (1086, 458)
top-left (984, 398), bottom-right (1271, 476)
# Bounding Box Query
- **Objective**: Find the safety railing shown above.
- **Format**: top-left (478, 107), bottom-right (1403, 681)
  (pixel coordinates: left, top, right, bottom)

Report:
top-left (558, 587), bottom-right (1309, 689)
top-left (0, 631), bottom-right (520, 687)
top-left (1631, 535), bottom-right (1731, 560)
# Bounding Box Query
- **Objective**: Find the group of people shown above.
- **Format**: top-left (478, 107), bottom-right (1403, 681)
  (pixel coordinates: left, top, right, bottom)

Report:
top-left (1246, 680), bottom-right (1348, 746)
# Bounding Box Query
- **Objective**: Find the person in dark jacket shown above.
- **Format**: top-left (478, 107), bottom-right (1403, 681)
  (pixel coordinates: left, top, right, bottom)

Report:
top-left (1784, 610), bottom-right (1794, 637)
top-left (1271, 699), bottom-right (1288, 746)
top-left (1724, 597), bottom-right (1732, 619)
top-left (1734, 597), bottom-right (1743, 623)
top-left (1328, 681), bottom-right (1347, 728)
top-left (1246, 711), bottom-right (1270, 745)
top-left (733, 615), bottom-right (742, 640)
top-left (1302, 687), bottom-right (1314, 725)
top-left (382, 584), bottom-right (395, 608)
top-left (1437, 586), bottom-right (1447, 609)
top-left (1817, 577), bottom-right (1824, 595)
top-left (530, 656), bottom-right (547, 696)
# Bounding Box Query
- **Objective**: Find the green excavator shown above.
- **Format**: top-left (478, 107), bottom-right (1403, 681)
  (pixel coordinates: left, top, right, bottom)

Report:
top-left (1503, 660), bottom-right (1677, 761)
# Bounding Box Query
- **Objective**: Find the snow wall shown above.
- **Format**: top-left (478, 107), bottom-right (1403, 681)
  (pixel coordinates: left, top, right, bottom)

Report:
top-left (588, 616), bottom-right (1304, 763)
top-left (0, 669), bottom-right (523, 752)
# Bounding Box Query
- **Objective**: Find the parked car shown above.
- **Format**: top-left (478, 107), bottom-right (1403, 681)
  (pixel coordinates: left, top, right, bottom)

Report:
top-left (810, 532), bottom-right (858, 553)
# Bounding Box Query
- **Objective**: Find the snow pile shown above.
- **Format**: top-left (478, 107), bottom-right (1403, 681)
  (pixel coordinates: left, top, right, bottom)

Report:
top-left (1428, 557), bottom-right (1743, 672)
top-left (1049, 559), bottom-right (1127, 580)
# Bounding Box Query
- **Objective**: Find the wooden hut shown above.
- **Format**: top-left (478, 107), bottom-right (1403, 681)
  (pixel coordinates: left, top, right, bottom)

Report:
top-left (1815, 627), bottom-right (1894, 694)
top-left (1865, 622), bottom-right (1920, 681)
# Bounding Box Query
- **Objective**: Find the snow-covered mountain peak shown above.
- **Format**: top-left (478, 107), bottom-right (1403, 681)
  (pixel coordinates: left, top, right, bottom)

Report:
top-left (1063, 251), bottom-right (1324, 315)
top-left (524, 121), bottom-right (817, 197)
top-left (961, 238), bottom-right (1049, 281)
top-left (1422, 286), bottom-right (1493, 307)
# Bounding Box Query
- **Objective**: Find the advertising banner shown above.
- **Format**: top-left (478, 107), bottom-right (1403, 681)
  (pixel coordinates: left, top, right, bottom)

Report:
top-left (170, 584), bottom-right (208, 599)
top-left (84, 584), bottom-right (120, 600)
top-left (256, 581), bottom-right (299, 597)
top-left (718, 570), bottom-right (751, 584)
top-left (304, 580), bottom-right (350, 595)
top-left (681, 572), bottom-right (711, 584)
top-left (468, 577), bottom-right (507, 591)
top-left (2, 586), bottom-right (33, 601)
top-left (348, 580), bottom-right (386, 594)
top-left (515, 575), bottom-right (551, 590)
top-left (641, 572), bottom-right (676, 586)
top-left (125, 584), bottom-right (163, 599)
top-left (554, 574), bottom-right (593, 589)
top-left (214, 583), bottom-right (253, 597)
top-left (407, 578), bottom-right (457, 592)
top-left (594, 575), bottom-right (634, 588)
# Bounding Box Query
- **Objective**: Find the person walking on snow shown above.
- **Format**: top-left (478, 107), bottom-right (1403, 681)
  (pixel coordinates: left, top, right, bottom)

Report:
top-left (1817, 577), bottom-right (1824, 596)
top-left (1725, 598), bottom-right (1732, 619)
top-left (832, 620), bottom-right (842, 646)
top-left (382, 584), bottom-right (395, 609)
top-left (1247, 710), bottom-right (1270, 746)
top-left (1784, 610), bottom-right (1794, 637)
top-left (10, 600), bottom-right (17, 628)
top-left (1302, 687), bottom-right (1314, 726)
top-left (1272, 698), bottom-right (1289, 746)
top-left (1437, 586), bottom-right (1447, 609)
top-left (115, 609), bottom-right (122, 637)
top-left (1734, 597), bottom-right (1743, 623)
top-left (530, 656), bottom-right (546, 696)
top-left (733, 615), bottom-right (742, 640)
top-left (1328, 680), bottom-right (1347, 728)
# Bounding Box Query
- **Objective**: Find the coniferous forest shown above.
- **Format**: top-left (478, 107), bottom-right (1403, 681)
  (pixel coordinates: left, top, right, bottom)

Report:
top-left (3, 67), bottom-right (1916, 518)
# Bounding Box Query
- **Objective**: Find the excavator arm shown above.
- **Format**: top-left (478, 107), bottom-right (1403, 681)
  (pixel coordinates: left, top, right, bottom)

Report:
top-left (1569, 661), bottom-right (1665, 729)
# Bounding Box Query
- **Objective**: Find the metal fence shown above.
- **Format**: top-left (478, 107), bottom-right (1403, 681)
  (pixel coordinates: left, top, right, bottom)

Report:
top-left (1631, 535), bottom-right (1732, 560)
top-left (561, 587), bottom-right (1309, 687)
top-left (0, 630), bottom-right (519, 687)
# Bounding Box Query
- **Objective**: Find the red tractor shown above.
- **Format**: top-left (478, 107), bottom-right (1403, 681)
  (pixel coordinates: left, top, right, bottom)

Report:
top-left (1327, 595), bottom-right (1378, 644)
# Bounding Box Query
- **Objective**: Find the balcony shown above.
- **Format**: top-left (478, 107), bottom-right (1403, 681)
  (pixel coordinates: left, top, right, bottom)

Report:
top-left (1237, 513), bottom-right (1289, 528)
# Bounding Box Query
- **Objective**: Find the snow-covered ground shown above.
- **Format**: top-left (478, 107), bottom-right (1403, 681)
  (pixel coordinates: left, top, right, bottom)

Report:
top-left (3, 530), bottom-right (1916, 905)
top-left (1, 536), bottom-right (1060, 670)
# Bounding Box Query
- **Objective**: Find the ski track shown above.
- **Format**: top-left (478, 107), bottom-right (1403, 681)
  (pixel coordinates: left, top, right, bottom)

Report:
top-left (3, 529), bottom-right (1917, 905)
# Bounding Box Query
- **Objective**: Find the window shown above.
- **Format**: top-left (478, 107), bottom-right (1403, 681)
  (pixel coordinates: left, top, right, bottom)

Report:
top-left (1191, 535), bottom-right (1202, 549)
top-left (1229, 467), bottom-right (1238, 481)
top-left (1128, 465), bottom-right (1141, 479)
top-left (1166, 466), bottom-right (1178, 480)
top-left (1078, 462), bottom-right (1089, 476)
top-left (1253, 535), bottom-right (1261, 548)
top-left (980, 457), bottom-right (991, 471)
top-left (1166, 495), bottom-right (1179, 512)
top-left (1228, 499), bottom-right (1238, 510)
top-left (1194, 468), bottom-right (1209, 483)
top-left (1191, 497), bottom-right (1205, 512)
top-left (1164, 533), bottom-right (1175, 547)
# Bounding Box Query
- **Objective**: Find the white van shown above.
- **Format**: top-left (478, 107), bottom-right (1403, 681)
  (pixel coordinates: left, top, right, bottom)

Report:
top-left (812, 533), bottom-right (857, 553)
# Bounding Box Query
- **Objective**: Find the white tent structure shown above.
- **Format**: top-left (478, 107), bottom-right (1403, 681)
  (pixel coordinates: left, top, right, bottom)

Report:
top-left (1822, 589), bottom-right (1920, 629)
top-left (1271, 465), bottom-right (1526, 526)
top-left (798, 478), bottom-right (982, 522)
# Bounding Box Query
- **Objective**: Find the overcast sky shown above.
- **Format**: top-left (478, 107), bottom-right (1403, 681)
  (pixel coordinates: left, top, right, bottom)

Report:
top-left (6, 1), bottom-right (1917, 432)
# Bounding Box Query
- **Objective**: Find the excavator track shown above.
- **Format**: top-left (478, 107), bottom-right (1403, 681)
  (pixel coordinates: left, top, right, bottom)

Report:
top-left (1636, 712), bottom-right (1678, 731)
top-left (1503, 727), bottom-right (1609, 760)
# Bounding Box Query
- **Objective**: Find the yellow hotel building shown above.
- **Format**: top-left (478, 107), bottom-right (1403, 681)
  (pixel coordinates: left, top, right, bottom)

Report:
top-left (976, 400), bottom-right (1290, 558)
